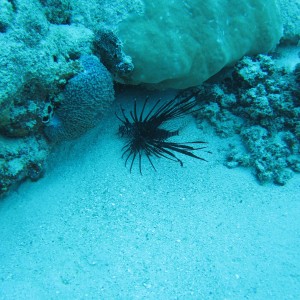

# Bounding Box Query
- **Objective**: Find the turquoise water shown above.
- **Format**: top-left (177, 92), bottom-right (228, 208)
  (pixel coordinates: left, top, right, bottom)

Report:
top-left (1, 1), bottom-right (300, 298)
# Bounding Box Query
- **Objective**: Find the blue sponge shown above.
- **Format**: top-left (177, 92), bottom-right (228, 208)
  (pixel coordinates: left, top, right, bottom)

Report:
top-left (45, 55), bottom-right (114, 142)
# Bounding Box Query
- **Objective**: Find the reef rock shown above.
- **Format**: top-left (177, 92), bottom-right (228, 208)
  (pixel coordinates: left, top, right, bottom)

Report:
top-left (0, 135), bottom-right (49, 198)
top-left (116, 0), bottom-right (283, 89)
top-left (277, 0), bottom-right (300, 45)
top-left (195, 54), bottom-right (300, 185)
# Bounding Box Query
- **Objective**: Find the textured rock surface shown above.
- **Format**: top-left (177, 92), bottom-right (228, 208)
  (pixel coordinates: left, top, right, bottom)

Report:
top-left (0, 0), bottom-right (142, 136)
top-left (0, 22), bottom-right (91, 136)
top-left (0, 0), bottom-right (130, 197)
top-left (0, 135), bottom-right (49, 198)
top-left (277, 0), bottom-right (300, 45)
top-left (195, 54), bottom-right (300, 185)
top-left (116, 0), bottom-right (283, 89)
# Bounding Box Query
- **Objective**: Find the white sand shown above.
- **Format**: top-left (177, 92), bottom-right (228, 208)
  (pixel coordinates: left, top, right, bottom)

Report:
top-left (0, 90), bottom-right (299, 299)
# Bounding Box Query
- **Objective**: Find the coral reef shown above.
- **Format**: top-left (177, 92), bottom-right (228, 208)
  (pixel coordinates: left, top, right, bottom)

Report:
top-left (93, 29), bottom-right (134, 82)
top-left (0, 0), bottom-right (14, 33)
top-left (0, 0), bottom-right (133, 197)
top-left (44, 55), bottom-right (114, 142)
top-left (0, 23), bottom-right (91, 137)
top-left (277, 0), bottom-right (300, 45)
top-left (195, 54), bottom-right (300, 185)
top-left (0, 0), bottom-right (142, 141)
top-left (0, 135), bottom-right (49, 198)
top-left (0, 98), bottom-right (53, 137)
top-left (115, 0), bottom-right (282, 89)
top-left (0, 0), bottom-right (143, 197)
top-left (40, 0), bottom-right (72, 25)
top-left (0, 0), bottom-right (299, 197)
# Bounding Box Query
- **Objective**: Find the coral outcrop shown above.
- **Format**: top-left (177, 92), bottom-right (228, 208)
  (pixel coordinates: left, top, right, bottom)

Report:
top-left (115, 0), bottom-right (282, 89)
top-left (195, 54), bottom-right (300, 185)
top-left (0, 0), bottom-right (128, 197)
top-left (93, 29), bottom-right (134, 82)
top-left (277, 0), bottom-right (300, 45)
top-left (40, 0), bottom-right (72, 25)
top-left (0, 135), bottom-right (48, 197)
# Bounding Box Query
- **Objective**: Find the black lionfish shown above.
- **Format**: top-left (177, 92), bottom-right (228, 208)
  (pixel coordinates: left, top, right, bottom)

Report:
top-left (116, 91), bottom-right (211, 174)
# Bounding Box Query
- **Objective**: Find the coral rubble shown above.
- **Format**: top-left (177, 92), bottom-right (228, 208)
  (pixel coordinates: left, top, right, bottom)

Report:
top-left (195, 54), bottom-right (300, 185)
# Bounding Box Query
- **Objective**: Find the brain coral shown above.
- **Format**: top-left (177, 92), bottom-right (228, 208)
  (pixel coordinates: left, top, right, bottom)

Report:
top-left (116, 0), bottom-right (283, 89)
top-left (44, 55), bottom-right (114, 142)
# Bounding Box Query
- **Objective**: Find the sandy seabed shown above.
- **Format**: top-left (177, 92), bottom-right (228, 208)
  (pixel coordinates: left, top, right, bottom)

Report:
top-left (0, 90), bottom-right (299, 299)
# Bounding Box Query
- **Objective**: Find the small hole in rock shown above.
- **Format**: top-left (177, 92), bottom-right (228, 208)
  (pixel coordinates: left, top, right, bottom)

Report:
top-left (68, 52), bottom-right (80, 61)
top-left (0, 23), bottom-right (7, 33)
top-left (42, 116), bottom-right (49, 123)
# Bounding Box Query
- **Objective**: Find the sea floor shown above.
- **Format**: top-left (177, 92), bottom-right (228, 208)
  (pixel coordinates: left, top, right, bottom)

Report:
top-left (0, 89), bottom-right (299, 299)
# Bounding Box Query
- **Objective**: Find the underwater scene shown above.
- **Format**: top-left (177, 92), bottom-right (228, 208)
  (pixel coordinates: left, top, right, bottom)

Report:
top-left (0, 0), bottom-right (299, 299)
